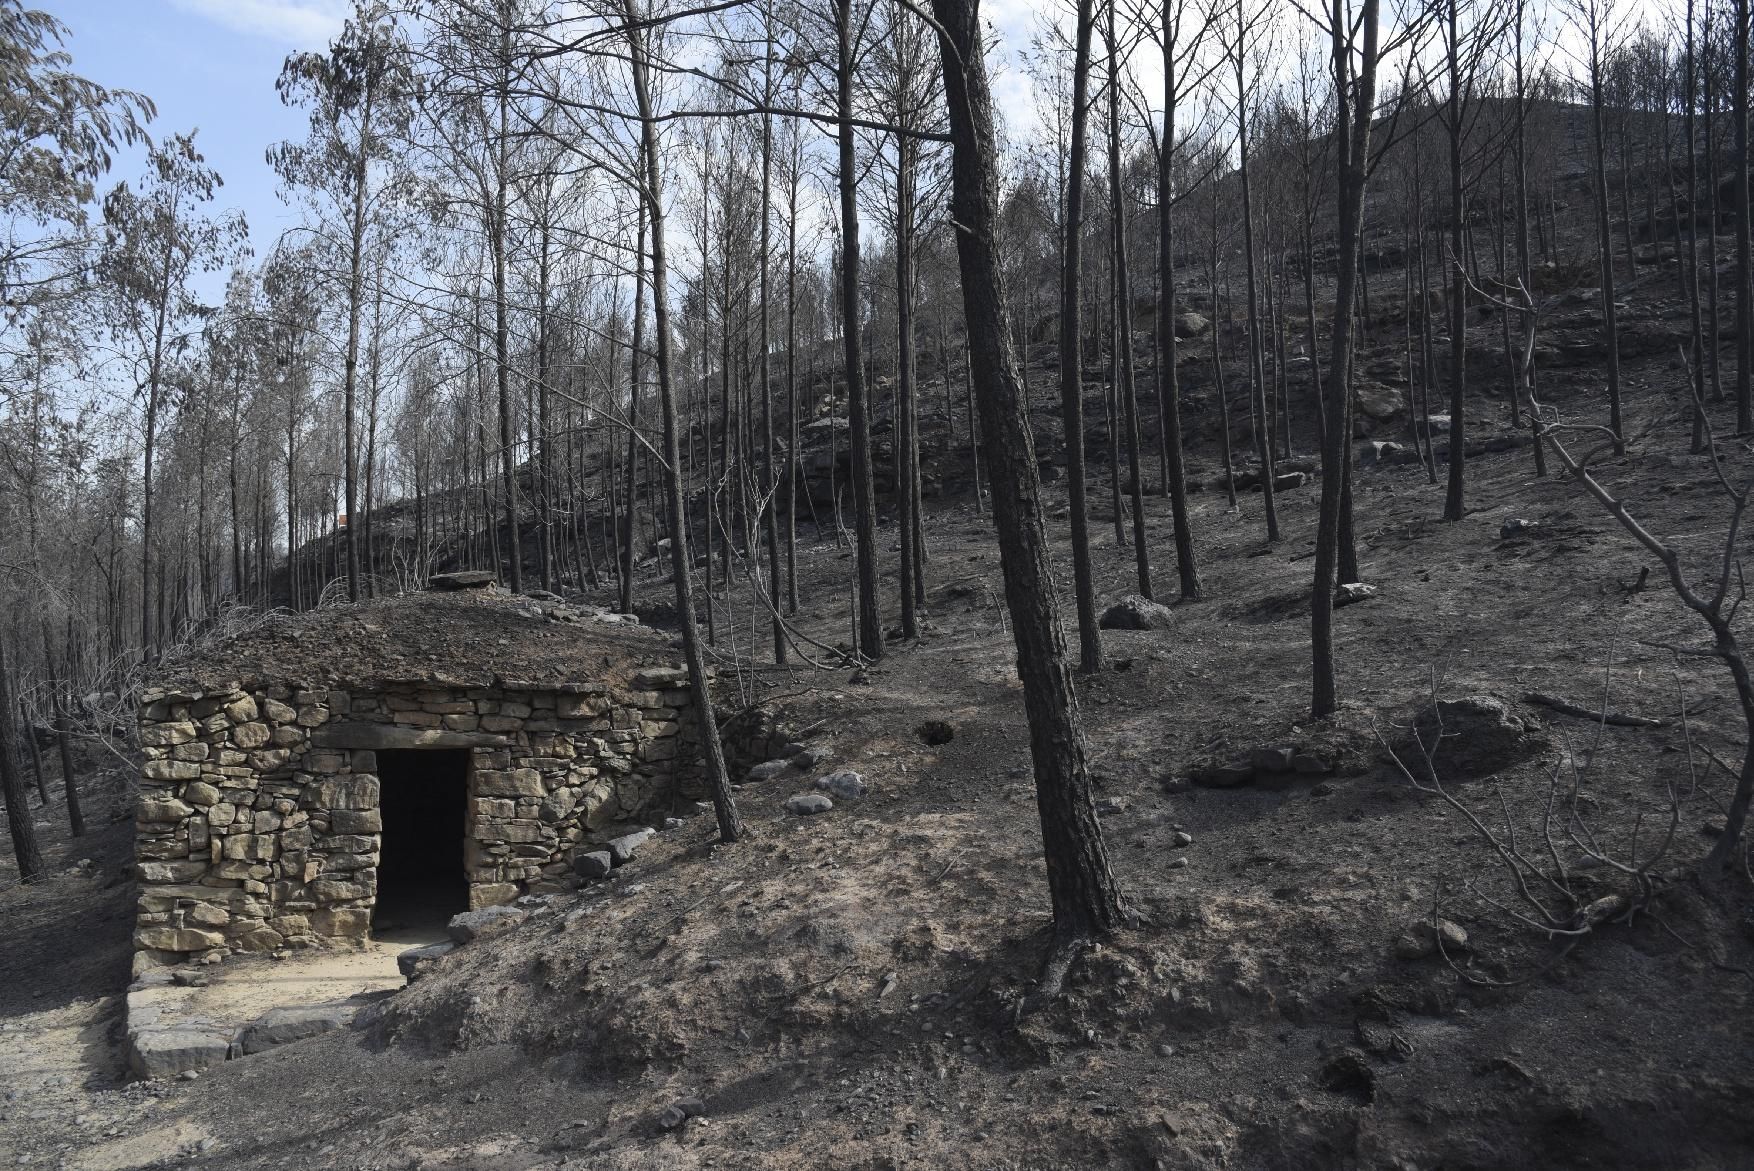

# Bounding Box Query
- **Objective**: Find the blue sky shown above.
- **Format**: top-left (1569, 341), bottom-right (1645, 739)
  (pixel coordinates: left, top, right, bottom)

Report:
top-left (50, 0), bottom-right (1053, 300)
top-left (54, 1), bottom-right (349, 281)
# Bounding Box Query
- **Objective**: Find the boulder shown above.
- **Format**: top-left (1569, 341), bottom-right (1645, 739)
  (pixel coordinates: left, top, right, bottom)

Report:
top-left (787, 793), bottom-right (834, 816)
top-left (572, 850), bottom-right (613, 879)
top-left (790, 744), bottom-right (832, 768)
top-left (429, 570), bottom-right (497, 590)
top-left (1353, 381), bottom-right (1405, 422)
top-left (1099, 594), bottom-right (1175, 631)
top-left (746, 760), bottom-right (791, 782)
top-left (1361, 440), bottom-right (1403, 467)
top-left (814, 770), bottom-right (868, 799)
top-left (1407, 695), bottom-right (1543, 780)
top-left (1334, 582), bottom-right (1378, 607)
top-left (397, 941), bottom-right (457, 980)
top-left (608, 828), bottom-right (656, 866)
top-left (1173, 312), bottom-right (1211, 339)
top-left (658, 1097), bottom-right (707, 1130)
top-left (1500, 517), bottom-right (1541, 540)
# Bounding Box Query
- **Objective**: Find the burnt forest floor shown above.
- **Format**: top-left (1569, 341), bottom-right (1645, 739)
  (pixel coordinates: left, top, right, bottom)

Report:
top-left (6, 261), bottom-right (1754, 1169)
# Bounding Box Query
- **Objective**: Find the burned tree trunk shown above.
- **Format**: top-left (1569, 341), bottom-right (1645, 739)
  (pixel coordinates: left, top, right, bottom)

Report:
top-left (0, 638), bottom-right (44, 883)
top-left (1058, 0), bottom-right (1104, 673)
top-left (930, 0), bottom-right (1129, 986)
top-left (623, 0), bottom-right (742, 843)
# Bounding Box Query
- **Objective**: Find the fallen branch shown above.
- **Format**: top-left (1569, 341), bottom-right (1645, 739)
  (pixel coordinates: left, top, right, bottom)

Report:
top-left (1523, 691), bottom-right (1668, 728)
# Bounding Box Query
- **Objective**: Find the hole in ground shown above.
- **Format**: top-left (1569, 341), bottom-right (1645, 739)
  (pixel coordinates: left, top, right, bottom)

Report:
top-left (373, 748), bottom-right (469, 942)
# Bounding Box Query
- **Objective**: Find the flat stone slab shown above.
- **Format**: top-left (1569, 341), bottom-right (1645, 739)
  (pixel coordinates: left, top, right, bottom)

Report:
top-left (429, 570), bottom-right (497, 590)
top-left (397, 941), bottom-right (458, 980)
top-left (448, 904), bottom-right (527, 944)
top-left (311, 723), bottom-right (508, 751)
top-left (127, 1026), bottom-right (232, 1080)
top-left (238, 1003), bottom-right (359, 1055)
top-left (124, 939), bottom-right (415, 1079)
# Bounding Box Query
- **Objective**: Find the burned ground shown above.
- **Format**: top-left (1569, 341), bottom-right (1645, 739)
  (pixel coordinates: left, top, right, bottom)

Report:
top-left (5, 261), bottom-right (1754, 1170)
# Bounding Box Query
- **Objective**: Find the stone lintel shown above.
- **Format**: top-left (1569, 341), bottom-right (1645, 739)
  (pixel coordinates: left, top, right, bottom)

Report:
top-left (309, 723), bottom-right (508, 751)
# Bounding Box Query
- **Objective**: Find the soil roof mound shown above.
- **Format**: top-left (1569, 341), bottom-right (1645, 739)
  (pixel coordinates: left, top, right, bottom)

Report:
top-left (149, 589), bottom-right (677, 695)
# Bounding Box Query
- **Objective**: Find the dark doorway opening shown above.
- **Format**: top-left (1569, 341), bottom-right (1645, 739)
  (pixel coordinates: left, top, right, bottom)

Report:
top-left (373, 749), bottom-right (469, 938)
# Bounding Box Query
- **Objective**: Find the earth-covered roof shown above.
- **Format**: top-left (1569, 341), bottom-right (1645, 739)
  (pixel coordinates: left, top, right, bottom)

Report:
top-left (150, 587), bottom-right (679, 694)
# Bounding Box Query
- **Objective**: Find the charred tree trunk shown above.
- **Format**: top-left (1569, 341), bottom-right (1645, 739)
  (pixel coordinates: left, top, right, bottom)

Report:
top-left (1059, 0), bottom-right (1104, 672)
top-left (931, 0), bottom-right (1129, 984)
top-left (0, 637), bottom-right (44, 883)
top-left (624, 0), bottom-right (742, 843)
top-left (837, 0), bottom-right (883, 661)
top-left (1312, 0), bottom-right (1379, 717)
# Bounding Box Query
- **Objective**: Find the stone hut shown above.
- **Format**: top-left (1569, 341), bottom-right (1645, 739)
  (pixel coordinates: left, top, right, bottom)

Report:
top-left (132, 587), bottom-right (702, 970)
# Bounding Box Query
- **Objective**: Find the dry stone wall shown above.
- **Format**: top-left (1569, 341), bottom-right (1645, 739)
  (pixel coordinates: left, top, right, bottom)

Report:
top-left (133, 666), bottom-right (698, 970)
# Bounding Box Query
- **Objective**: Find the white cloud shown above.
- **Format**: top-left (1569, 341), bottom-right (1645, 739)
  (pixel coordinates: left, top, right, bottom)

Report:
top-left (169, 0), bottom-right (348, 46)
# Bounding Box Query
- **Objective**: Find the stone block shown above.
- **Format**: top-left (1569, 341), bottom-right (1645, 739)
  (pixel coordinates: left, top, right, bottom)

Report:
top-left (475, 769), bottom-right (543, 798)
top-left (538, 790), bottom-right (576, 823)
top-left (126, 1027), bottom-right (231, 1080)
top-left (138, 797), bottom-right (193, 823)
top-left (171, 742), bottom-right (210, 762)
top-left (231, 722), bottom-right (271, 749)
top-left (184, 781), bottom-right (221, 807)
top-left (468, 882), bottom-right (519, 909)
top-left (557, 694), bottom-right (609, 718)
top-left (633, 666), bottom-right (689, 690)
top-left (141, 722), bottom-right (197, 747)
top-left (133, 926), bottom-right (226, 952)
top-left (310, 908), bottom-right (372, 938)
top-left (296, 705), bottom-right (331, 727)
top-left (143, 760), bottom-right (201, 782)
top-left (640, 738), bottom-right (678, 763)
top-left (221, 834), bottom-right (277, 862)
top-left (263, 698), bottom-right (297, 723)
top-left (224, 695), bottom-right (259, 724)
top-left (231, 928), bottom-right (286, 953)
top-left (311, 874), bottom-right (373, 903)
top-left (310, 776), bottom-right (379, 810)
top-left (330, 809), bottom-right (382, 834)
top-left (136, 861), bottom-right (208, 884)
